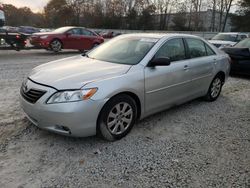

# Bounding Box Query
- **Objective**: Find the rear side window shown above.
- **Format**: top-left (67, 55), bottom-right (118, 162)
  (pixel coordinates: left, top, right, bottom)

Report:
top-left (82, 29), bottom-right (95, 36)
top-left (186, 38), bottom-right (207, 58)
top-left (68, 28), bottom-right (81, 35)
top-left (155, 38), bottom-right (186, 62)
top-left (205, 43), bottom-right (216, 56)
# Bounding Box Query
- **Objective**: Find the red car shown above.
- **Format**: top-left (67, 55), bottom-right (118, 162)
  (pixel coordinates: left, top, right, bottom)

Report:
top-left (30, 26), bottom-right (104, 52)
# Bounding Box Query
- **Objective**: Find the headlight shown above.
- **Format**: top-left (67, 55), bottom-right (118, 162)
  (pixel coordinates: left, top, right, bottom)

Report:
top-left (40, 35), bottom-right (48, 39)
top-left (47, 88), bottom-right (97, 104)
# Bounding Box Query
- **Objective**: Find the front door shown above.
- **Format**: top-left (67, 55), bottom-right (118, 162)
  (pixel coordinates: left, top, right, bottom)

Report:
top-left (144, 38), bottom-right (193, 115)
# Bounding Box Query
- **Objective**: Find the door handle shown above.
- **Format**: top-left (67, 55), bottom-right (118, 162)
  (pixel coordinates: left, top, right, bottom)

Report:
top-left (183, 65), bottom-right (189, 70)
top-left (213, 58), bottom-right (217, 64)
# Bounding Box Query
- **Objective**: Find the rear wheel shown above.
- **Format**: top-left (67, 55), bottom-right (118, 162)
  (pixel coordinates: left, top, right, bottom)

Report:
top-left (97, 94), bottom-right (137, 141)
top-left (92, 43), bottom-right (99, 49)
top-left (50, 39), bottom-right (62, 52)
top-left (205, 75), bottom-right (223, 101)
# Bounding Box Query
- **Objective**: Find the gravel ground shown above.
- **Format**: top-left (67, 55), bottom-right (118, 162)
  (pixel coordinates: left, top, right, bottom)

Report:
top-left (0, 50), bottom-right (249, 188)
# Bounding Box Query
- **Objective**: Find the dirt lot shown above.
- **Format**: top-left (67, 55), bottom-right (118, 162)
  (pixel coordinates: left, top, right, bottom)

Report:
top-left (0, 50), bottom-right (249, 188)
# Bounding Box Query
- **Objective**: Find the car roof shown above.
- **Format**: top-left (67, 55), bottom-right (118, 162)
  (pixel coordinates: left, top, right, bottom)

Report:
top-left (118, 33), bottom-right (202, 40)
top-left (218, 32), bottom-right (248, 35)
top-left (60, 26), bottom-right (86, 29)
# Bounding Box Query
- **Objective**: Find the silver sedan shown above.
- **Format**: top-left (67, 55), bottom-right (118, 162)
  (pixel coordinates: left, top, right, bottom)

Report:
top-left (20, 34), bottom-right (230, 141)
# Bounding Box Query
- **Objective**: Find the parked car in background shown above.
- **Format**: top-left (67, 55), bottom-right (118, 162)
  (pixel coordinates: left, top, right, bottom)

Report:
top-left (221, 38), bottom-right (250, 76)
top-left (2, 26), bottom-right (19, 33)
top-left (30, 26), bottom-right (104, 52)
top-left (0, 4), bottom-right (5, 27)
top-left (20, 34), bottom-right (230, 141)
top-left (39, 28), bottom-right (54, 33)
top-left (18, 26), bottom-right (40, 34)
top-left (209, 32), bottom-right (249, 48)
top-left (101, 31), bottom-right (122, 38)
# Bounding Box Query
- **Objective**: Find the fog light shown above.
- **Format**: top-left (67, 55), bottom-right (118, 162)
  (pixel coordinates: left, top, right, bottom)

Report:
top-left (55, 125), bottom-right (71, 133)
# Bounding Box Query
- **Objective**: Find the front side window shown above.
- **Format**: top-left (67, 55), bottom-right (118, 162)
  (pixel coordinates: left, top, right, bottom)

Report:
top-left (186, 38), bottom-right (207, 58)
top-left (154, 38), bottom-right (186, 62)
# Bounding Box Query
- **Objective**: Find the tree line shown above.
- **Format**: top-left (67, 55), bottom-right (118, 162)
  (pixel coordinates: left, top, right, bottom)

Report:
top-left (2, 0), bottom-right (250, 31)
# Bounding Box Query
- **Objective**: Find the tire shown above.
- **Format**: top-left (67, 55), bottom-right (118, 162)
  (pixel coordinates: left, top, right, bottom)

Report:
top-left (204, 75), bottom-right (223, 102)
top-left (92, 43), bottom-right (99, 49)
top-left (97, 94), bottom-right (137, 141)
top-left (50, 39), bottom-right (62, 52)
top-left (79, 49), bottom-right (85, 53)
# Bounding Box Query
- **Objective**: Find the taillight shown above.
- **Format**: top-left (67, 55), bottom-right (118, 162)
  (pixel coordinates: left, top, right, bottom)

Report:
top-left (16, 35), bottom-right (20, 39)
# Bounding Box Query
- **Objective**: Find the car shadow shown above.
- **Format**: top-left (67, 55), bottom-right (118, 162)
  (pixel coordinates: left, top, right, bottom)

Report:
top-left (230, 74), bottom-right (250, 80)
top-left (31, 49), bottom-right (82, 56)
top-left (18, 94), bottom-right (231, 149)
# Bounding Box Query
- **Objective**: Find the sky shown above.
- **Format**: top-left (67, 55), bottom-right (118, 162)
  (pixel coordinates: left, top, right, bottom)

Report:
top-left (0, 0), bottom-right (50, 12)
top-left (0, 0), bottom-right (238, 13)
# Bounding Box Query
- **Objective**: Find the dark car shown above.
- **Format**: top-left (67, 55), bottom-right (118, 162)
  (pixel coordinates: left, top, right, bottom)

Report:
top-left (30, 26), bottom-right (104, 52)
top-left (221, 38), bottom-right (250, 76)
top-left (101, 31), bottom-right (122, 38)
top-left (18, 26), bottom-right (40, 34)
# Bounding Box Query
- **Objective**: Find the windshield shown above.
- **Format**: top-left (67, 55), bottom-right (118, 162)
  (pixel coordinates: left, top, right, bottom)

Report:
top-left (53, 27), bottom-right (73, 33)
top-left (87, 37), bottom-right (158, 65)
top-left (212, 34), bottom-right (237, 42)
top-left (235, 38), bottom-right (250, 48)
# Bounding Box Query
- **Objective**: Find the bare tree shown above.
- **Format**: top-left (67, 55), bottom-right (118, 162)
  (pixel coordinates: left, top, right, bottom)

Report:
top-left (222, 0), bottom-right (233, 31)
top-left (155, 0), bottom-right (177, 30)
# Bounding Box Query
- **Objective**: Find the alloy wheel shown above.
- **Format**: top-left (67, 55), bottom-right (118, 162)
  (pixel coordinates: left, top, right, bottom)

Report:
top-left (51, 40), bottom-right (62, 52)
top-left (107, 102), bottom-right (133, 135)
top-left (211, 78), bottom-right (222, 98)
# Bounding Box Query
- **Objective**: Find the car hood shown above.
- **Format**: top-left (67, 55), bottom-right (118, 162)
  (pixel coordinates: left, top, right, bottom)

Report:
top-left (208, 40), bottom-right (236, 46)
top-left (29, 55), bottom-right (132, 90)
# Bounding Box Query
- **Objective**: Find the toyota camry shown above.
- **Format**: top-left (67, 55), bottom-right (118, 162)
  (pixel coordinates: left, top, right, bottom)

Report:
top-left (20, 34), bottom-right (230, 141)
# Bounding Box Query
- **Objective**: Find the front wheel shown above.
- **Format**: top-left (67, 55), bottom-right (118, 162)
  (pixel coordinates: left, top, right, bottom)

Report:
top-left (204, 75), bottom-right (223, 101)
top-left (97, 94), bottom-right (137, 141)
top-left (50, 39), bottom-right (62, 52)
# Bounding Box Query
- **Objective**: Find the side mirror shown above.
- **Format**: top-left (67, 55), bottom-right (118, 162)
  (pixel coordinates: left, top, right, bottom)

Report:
top-left (148, 57), bottom-right (171, 67)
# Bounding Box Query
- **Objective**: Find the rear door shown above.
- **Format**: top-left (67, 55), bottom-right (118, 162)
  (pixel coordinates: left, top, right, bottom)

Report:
top-left (79, 29), bottom-right (97, 50)
top-left (144, 38), bottom-right (194, 115)
top-left (184, 38), bottom-right (215, 95)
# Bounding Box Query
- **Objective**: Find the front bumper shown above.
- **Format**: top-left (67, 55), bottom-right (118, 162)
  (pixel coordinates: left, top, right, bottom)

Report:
top-left (30, 38), bottom-right (50, 48)
top-left (19, 79), bottom-right (106, 137)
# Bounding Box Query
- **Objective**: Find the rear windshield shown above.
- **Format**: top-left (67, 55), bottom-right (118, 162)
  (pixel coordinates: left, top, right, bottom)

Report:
top-left (235, 38), bottom-right (250, 48)
top-left (212, 34), bottom-right (237, 42)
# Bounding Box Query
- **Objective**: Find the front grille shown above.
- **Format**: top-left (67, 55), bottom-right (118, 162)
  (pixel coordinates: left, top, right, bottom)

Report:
top-left (21, 86), bottom-right (46, 104)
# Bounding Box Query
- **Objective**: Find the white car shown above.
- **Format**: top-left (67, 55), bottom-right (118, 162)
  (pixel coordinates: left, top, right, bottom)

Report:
top-left (209, 32), bottom-right (249, 48)
top-left (0, 4), bottom-right (5, 27)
